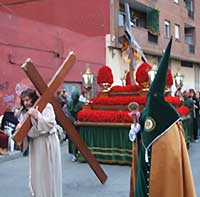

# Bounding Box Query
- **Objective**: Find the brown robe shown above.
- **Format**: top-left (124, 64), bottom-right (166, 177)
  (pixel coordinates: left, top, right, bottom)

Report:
top-left (130, 121), bottom-right (196, 197)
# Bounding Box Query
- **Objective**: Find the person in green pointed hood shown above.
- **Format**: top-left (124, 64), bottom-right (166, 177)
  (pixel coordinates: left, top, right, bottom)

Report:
top-left (67, 90), bottom-right (84, 162)
top-left (130, 37), bottom-right (196, 197)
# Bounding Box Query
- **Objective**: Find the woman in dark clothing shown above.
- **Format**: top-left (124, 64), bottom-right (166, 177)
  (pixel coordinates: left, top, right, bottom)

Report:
top-left (1, 105), bottom-right (19, 135)
top-left (189, 89), bottom-right (199, 141)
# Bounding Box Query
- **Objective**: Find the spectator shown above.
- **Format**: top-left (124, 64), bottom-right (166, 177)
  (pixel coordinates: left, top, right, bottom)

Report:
top-left (0, 129), bottom-right (9, 155)
top-left (79, 91), bottom-right (87, 103)
top-left (183, 90), bottom-right (195, 142)
top-left (189, 88), bottom-right (199, 142)
top-left (1, 105), bottom-right (19, 152)
top-left (1, 105), bottom-right (19, 135)
top-left (174, 87), bottom-right (184, 101)
top-left (67, 90), bottom-right (84, 162)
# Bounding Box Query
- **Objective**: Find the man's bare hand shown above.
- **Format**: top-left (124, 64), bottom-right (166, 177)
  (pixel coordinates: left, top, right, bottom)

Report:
top-left (27, 106), bottom-right (39, 119)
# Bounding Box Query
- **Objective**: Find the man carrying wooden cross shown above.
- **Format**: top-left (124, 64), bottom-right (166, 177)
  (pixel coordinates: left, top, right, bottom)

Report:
top-left (13, 52), bottom-right (107, 196)
top-left (16, 88), bottom-right (62, 197)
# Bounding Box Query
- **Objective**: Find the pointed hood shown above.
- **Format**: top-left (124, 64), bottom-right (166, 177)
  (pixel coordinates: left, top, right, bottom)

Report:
top-left (139, 37), bottom-right (180, 148)
top-left (149, 37), bottom-right (172, 97)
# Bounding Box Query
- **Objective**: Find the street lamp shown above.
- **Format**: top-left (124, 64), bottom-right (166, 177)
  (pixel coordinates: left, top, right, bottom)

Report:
top-left (82, 64), bottom-right (94, 104)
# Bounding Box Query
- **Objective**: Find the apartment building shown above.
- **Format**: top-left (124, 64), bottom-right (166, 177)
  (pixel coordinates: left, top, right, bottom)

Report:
top-left (107, 0), bottom-right (200, 92)
top-left (0, 0), bottom-right (199, 113)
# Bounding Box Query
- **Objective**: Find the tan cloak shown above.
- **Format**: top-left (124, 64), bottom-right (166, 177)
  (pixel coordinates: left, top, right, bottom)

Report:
top-left (130, 121), bottom-right (196, 197)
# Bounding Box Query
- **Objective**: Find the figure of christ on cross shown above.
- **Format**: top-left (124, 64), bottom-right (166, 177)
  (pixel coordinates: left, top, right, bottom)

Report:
top-left (13, 52), bottom-right (107, 185)
top-left (120, 3), bottom-right (148, 85)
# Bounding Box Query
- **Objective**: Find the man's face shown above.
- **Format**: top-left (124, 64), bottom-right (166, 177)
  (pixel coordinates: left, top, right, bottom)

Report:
top-left (22, 96), bottom-right (33, 110)
top-left (183, 91), bottom-right (189, 98)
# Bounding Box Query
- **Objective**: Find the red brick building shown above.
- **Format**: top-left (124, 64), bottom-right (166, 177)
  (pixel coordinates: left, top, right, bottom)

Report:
top-left (0, 0), bottom-right (199, 113)
top-left (0, 0), bottom-right (110, 113)
top-left (108, 0), bottom-right (200, 92)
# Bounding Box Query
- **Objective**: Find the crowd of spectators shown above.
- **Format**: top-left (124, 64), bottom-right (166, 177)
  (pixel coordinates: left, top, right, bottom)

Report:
top-left (175, 88), bottom-right (200, 142)
top-left (0, 88), bottom-right (86, 157)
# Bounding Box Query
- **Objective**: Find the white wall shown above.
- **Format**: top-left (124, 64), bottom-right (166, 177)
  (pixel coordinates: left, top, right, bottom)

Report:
top-left (105, 34), bottom-right (196, 91)
top-left (105, 34), bottom-right (129, 86)
top-left (171, 59), bottom-right (195, 95)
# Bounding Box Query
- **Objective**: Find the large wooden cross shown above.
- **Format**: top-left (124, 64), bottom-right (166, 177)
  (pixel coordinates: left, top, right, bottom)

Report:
top-left (13, 52), bottom-right (107, 184)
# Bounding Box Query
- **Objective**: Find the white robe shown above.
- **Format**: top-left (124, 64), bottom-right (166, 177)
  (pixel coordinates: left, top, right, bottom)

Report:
top-left (20, 103), bottom-right (63, 197)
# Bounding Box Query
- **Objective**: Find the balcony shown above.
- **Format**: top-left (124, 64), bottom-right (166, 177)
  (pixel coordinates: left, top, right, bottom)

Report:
top-left (184, 24), bottom-right (195, 54)
top-left (119, 1), bottom-right (159, 32)
top-left (188, 10), bottom-right (194, 19)
top-left (183, 0), bottom-right (194, 19)
top-left (118, 1), bottom-right (159, 45)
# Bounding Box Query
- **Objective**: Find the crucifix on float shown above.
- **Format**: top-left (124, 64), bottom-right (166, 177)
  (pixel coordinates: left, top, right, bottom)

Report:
top-left (121, 2), bottom-right (148, 85)
top-left (13, 52), bottom-right (107, 184)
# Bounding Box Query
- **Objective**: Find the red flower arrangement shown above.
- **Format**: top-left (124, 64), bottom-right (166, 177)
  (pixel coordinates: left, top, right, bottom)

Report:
top-left (97, 65), bottom-right (113, 85)
top-left (92, 95), bottom-right (147, 106)
top-left (136, 62), bottom-right (152, 84)
top-left (166, 69), bottom-right (173, 87)
top-left (164, 96), bottom-right (182, 106)
top-left (176, 106), bottom-right (190, 116)
top-left (77, 105), bottom-right (190, 123)
top-left (110, 84), bottom-right (142, 92)
top-left (92, 95), bottom-right (182, 106)
top-left (78, 109), bottom-right (132, 123)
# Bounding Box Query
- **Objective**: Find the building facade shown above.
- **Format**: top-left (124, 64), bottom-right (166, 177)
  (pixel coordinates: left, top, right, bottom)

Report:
top-left (107, 0), bottom-right (200, 93)
top-left (0, 0), bottom-right (110, 113)
top-left (0, 0), bottom-right (199, 113)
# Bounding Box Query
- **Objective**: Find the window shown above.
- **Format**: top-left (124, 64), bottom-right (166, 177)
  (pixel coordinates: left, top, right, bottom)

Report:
top-left (164, 20), bottom-right (170, 38)
top-left (181, 61), bottom-right (193, 68)
top-left (148, 32), bottom-right (158, 44)
top-left (175, 24), bottom-right (180, 40)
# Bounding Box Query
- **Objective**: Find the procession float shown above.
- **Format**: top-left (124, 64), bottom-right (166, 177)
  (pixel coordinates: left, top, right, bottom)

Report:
top-left (76, 63), bottom-right (190, 165)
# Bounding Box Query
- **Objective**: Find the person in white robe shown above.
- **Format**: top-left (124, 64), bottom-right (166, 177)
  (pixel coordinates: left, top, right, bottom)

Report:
top-left (16, 88), bottom-right (63, 197)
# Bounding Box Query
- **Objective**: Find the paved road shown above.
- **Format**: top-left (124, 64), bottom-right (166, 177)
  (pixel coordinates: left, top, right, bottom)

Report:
top-left (189, 141), bottom-right (200, 196)
top-left (0, 141), bottom-right (199, 197)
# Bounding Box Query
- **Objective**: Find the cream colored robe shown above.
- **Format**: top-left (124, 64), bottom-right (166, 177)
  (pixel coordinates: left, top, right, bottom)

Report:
top-left (20, 103), bottom-right (62, 197)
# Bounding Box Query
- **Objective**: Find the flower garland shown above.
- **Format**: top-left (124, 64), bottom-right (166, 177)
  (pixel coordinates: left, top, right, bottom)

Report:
top-left (77, 106), bottom-right (190, 123)
top-left (97, 65), bottom-right (113, 84)
top-left (92, 95), bottom-right (147, 105)
top-left (78, 109), bottom-right (132, 123)
top-left (92, 95), bottom-right (182, 106)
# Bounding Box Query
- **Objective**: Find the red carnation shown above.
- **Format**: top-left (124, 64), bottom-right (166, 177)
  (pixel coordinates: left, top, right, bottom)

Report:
top-left (136, 62), bottom-right (152, 83)
top-left (166, 69), bottom-right (173, 86)
top-left (97, 65), bottom-right (113, 84)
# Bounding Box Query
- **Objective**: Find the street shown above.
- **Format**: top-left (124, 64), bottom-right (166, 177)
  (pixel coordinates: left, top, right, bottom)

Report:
top-left (0, 140), bottom-right (199, 197)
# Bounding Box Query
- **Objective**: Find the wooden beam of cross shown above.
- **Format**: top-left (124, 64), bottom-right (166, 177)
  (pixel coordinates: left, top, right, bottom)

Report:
top-left (13, 52), bottom-right (107, 184)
